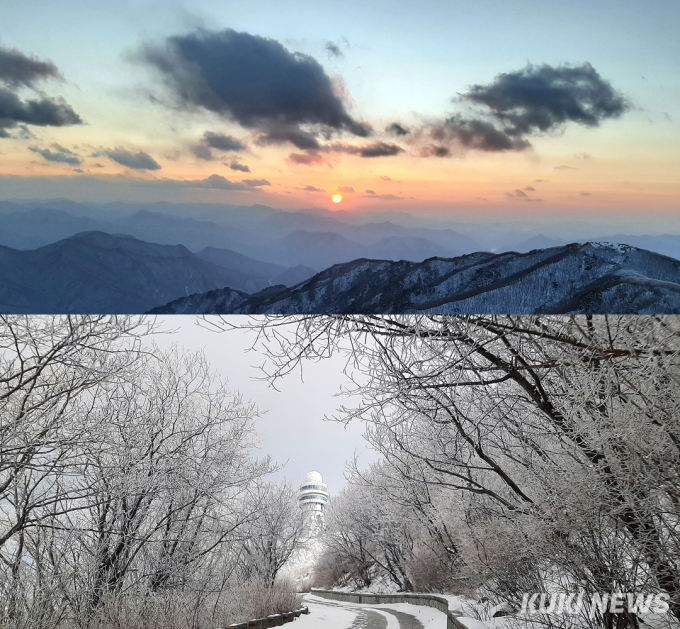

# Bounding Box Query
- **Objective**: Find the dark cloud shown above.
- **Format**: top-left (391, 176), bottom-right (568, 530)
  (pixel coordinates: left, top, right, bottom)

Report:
top-left (554, 164), bottom-right (577, 170)
top-left (192, 131), bottom-right (246, 160)
top-left (433, 115), bottom-right (530, 152)
top-left (365, 189), bottom-right (376, 194)
top-left (0, 88), bottom-right (82, 137)
top-left (380, 175), bottom-right (392, 181)
top-left (338, 186), bottom-right (354, 193)
top-left (325, 37), bottom-right (349, 60)
top-left (0, 45), bottom-right (81, 137)
top-left (524, 185), bottom-right (535, 191)
top-left (358, 141), bottom-right (403, 158)
top-left (203, 131), bottom-right (245, 151)
top-left (325, 41), bottom-right (344, 59)
top-left (29, 143), bottom-right (82, 166)
top-left (140, 28), bottom-right (370, 146)
top-left (362, 193), bottom-right (405, 200)
top-left (287, 151), bottom-right (326, 166)
top-left (289, 140), bottom-right (404, 161)
top-left (463, 63), bottom-right (630, 137)
top-left (184, 174), bottom-right (252, 190)
top-left (419, 62), bottom-right (628, 157)
top-left (243, 178), bottom-right (270, 187)
top-left (0, 44), bottom-right (61, 89)
top-left (228, 161), bottom-right (250, 172)
top-left (329, 141), bottom-right (403, 157)
top-left (386, 122), bottom-right (409, 136)
top-left (299, 184), bottom-right (324, 192)
top-left (97, 147), bottom-right (161, 170)
top-left (580, 191), bottom-right (591, 196)
top-left (534, 179), bottom-right (548, 182)
top-left (256, 126), bottom-right (321, 149)
top-left (421, 144), bottom-right (451, 157)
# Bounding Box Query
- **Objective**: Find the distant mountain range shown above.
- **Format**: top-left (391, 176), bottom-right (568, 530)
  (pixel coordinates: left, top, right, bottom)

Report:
top-left (1, 200), bottom-right (679, 314)
top-left (0, 232), bottom-right (314, 313)
top-left (150, 243), bottom-right (680, 315)
top-left (0, 205), bottom-right (480, 269)
top-left (2, 201), bottom-right (679, 268)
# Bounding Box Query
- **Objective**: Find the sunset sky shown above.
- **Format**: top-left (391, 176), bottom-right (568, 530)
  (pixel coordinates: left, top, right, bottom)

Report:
top-left (1, 0), bottom-right (678, 224)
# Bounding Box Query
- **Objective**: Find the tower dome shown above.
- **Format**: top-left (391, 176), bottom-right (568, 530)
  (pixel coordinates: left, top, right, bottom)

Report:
top-left (305, 470), bottom-right (323, 484)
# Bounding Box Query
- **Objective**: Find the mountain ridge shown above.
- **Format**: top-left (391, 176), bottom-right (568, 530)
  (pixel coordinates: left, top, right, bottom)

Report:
top-left (149, 242), bottom-right (680, 315)
top-left (0, 232), bottom-right (312, 313)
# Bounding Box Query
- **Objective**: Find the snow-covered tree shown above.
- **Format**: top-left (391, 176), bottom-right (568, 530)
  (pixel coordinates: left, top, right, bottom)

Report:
top-left (323, 466), bottom-right (416, 591)
top-left (235, 481), bottom-right (305, 587)
top-left (224, 315), bottom-right (680, 621)
top-left (63, 346), bottom-right (270, 618)
top-left (0, 317), bottom-right (292, 628)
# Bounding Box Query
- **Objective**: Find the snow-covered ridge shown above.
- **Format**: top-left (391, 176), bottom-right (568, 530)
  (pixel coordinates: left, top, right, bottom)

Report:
top-left (151, 242), bottom-right (680, 314)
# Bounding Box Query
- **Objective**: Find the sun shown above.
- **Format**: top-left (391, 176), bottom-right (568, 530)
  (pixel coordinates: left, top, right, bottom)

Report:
top-left (332, 194), bottom-right (343, 203)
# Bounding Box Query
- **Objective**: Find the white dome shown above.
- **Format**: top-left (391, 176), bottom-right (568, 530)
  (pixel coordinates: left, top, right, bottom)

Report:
top-left (305, 470), bottom-right (323, 484)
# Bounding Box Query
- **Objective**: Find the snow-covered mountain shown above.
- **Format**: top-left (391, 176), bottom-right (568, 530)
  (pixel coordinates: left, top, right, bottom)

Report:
top-left (149, 242), bottom-right (680, 314)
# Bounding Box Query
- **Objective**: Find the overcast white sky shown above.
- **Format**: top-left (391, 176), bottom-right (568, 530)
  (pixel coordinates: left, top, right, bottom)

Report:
top-left (150, 316), bottom-right (378, 495)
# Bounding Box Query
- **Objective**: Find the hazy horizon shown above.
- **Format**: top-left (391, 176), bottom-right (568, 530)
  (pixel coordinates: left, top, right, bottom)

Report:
top-left (2, 196), bottom-right (679, 239)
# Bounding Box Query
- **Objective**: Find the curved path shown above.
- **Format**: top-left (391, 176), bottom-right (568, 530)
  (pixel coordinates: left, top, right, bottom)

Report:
top-left (295, 594), bottom-right (444, 629)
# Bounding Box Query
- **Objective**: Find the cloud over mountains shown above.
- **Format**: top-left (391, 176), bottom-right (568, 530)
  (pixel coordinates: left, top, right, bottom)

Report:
top-left (181, 174), bottom-right (269, 190)
top-left (0, 45), bottom-right (62, 88)
top-left (465, 63), bottom-right (629, 135)
top-left (0, 44), bottom-right (81, 138)
top-left (95, 147), bottom-right (161, 171)
top-left (420, 62), bottom-right (630, 155)
top-left (2, 27), bottom-right (632, 197)
top-left (29, 143), bottom-right (82, 165)
top-left (137, 29), bottom-right (629, 169)
top-left (192, 131), bottom-right (246, 160)
top-left (140, 28), bottom-right (371, 151)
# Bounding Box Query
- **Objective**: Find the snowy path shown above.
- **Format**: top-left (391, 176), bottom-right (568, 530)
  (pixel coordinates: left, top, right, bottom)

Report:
top-left (294, 594), bottom-right (446, 629)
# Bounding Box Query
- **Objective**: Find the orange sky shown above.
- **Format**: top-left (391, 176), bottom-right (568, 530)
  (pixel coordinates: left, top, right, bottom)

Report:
top-left (0, 0), bottom-right (678, 227)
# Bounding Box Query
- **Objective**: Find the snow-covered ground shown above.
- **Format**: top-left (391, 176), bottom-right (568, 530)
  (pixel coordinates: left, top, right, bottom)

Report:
top-left (296, 593), bottom-right (451, 628)
top-left (293, 597), bottom-right (360, 629)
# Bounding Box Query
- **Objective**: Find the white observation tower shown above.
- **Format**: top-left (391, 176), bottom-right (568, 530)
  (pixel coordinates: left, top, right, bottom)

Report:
top-left (298, 471), bottom-right (329, 534)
